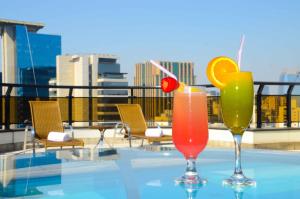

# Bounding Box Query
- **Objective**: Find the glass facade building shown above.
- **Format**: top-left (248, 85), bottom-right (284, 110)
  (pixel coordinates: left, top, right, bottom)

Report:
top-left (15, 25), bottom-right (61, 97)
top-left (97, 58), bottom-right (128, 96)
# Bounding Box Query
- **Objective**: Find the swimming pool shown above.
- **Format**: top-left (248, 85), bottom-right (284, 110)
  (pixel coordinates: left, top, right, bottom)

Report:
top-left (1, 147), bottom-right (300, 199)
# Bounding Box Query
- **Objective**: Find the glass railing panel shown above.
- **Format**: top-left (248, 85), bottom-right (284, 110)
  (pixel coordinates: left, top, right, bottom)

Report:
top-left (1, 97), bottom-right (4, 125)
top-left (8, 97), bottom-right (57, 126)
top-left (56, 97), bottom-right (68, 122)
top-left (95, 97), bottom-right (128, 122)
top-left (1, 84), bottom-right (300, 130)
top-left (260, 95), bottom-right (287, 127)
top-left (207, 96), bottom-right (223, 126)
top-left (291, 95), bottom-right (300, 127)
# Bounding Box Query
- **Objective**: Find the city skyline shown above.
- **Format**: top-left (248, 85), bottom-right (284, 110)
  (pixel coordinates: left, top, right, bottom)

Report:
top-left (1, 1), bottom-right (300, 85)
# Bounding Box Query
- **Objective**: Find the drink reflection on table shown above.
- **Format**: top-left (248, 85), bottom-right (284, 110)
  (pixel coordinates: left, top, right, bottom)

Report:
top-left (178, 182), bottom-right (204, 199)
top-left (234, 190), bottom-right (244, 199)
top-left (224, 184), bottom-right (251, 199)
top-left (233, 187), bottom-right (244, 199)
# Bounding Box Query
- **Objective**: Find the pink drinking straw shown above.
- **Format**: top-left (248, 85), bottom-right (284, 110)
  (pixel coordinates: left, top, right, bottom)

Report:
top-left (237, 34), bottom-right (245, 69)
top-left (150, 60), bottom-right (178, 80)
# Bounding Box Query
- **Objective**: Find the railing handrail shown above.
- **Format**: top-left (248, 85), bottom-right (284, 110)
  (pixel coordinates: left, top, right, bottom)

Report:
top-left (254, 81), bottom-right (300, 86)
top-left (1, 81), bottom-right (300, 90)
top-left (194, 81), bottom-right (300, 87)
top-left (1, 81), bottom-right (300, 131)
top-left (0, 83), bottom-right (160, 89)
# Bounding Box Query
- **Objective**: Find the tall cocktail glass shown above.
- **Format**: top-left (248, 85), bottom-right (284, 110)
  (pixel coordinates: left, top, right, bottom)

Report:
top-left (172, 88), bottom-right (208, 185)
top-left (220, 72), bottom-right (256, 186)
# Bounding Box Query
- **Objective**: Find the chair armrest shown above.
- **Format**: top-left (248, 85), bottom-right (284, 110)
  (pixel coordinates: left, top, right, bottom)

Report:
top-left (114, 122), bottom-right (131, 137)
top-left (153, 122), bottom-right (161, 128)
top-left (97, 121), bottom-right (119, 125)
top-left (63, 124), bottom-right (74, 138)
top-left (24, 125), bottom-right (36, 151)
top-left (25, 125), bottom-right (35, 139)
top-left (147, 120), bottom-right (161, 128)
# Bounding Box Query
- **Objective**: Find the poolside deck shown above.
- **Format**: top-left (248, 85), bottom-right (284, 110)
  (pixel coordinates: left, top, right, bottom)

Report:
top-left (1, 127), bottom-right (300, 154)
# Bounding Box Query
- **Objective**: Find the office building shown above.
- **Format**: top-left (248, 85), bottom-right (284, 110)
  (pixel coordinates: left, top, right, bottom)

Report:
top-left (55, 54), bottom-right (128, 122)
top-left (16, 25), bottom-right (61, 96)
top-left (279, 68), bottom-right (300, 94)
top-left (0, 19), bottom-right (61, 97)
top-left (134, 61), bottom-right (195, 97)
top-left (134, 61), bottom-right (195, 125)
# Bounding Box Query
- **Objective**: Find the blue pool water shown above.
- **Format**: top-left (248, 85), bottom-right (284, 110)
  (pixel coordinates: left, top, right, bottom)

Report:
top-left (1, 148), bottom-right (300, 199)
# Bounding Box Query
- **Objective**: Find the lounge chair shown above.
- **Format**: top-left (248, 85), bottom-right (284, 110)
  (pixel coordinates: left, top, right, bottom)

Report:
top-left (25, 101), bottom-right (84, 153)
top-left (116, 104), bottom-right (172, 147)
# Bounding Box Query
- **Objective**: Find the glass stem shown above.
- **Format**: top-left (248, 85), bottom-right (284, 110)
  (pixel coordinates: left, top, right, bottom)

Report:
top-left (185, 158), bottom-right (197, 177)
top-left (233, 134), bottom-right (243, 175)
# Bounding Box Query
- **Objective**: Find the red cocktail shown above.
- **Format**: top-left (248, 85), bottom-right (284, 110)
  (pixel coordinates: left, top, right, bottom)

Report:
top-left (172, 88), bottom-right (208, 184)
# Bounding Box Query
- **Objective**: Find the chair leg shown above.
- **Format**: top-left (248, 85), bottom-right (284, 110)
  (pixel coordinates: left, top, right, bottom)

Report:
top-left (60, 146), bottom-right (62, 150)
top-left (129, 136), bottom-right (132, 148)
top-left (23, 130), bottom-right (28, 151)
top-left (32, 139), bottom-right (36, 155)
top-left (141, 138), bottom-right (144, 147)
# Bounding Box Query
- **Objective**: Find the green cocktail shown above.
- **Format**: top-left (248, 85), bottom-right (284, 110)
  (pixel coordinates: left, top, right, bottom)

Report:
top-left (221, 72), bottom-right (253, 135)
top-left (221, 71), bottom-right (256, 186)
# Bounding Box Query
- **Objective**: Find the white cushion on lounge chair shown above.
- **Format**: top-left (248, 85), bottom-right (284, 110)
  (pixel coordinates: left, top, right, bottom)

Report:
top-left (145, 127), bottom-right (163, 137)
top-left (48, 132), bottom-right (71, 142)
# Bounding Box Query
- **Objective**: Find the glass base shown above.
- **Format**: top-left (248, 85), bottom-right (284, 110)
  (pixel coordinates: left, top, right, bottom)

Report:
top-left (223, 173), bottom-right (256, 187)
top-left (175, 172), bottom-right (207, 185)
top-left (179, 182), bottom-right (202, 199)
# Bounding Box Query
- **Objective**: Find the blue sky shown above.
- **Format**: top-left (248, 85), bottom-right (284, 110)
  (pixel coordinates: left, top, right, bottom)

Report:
top-left (1, 0), bottom-right (300, 84)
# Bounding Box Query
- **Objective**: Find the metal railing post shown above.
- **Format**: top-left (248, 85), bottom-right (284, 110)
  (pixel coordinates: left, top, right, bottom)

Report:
top-left (286, 85), bottom-right (294, 128)
top-left (130, 88), bottom-right (134, 104)
top-left (142, 84), bottom-right (146, 113)
top-left (256, 84), bottom-right (264, 128)
top-left (0, 84), bottom-right (2, 128)
top-left (88, 92), bottom-right (92, 126)
top-left (168, 93), bottom-right (172, 126)
top-left (68, 88), bottom-right (73, 126)
top-left (5, 86), bottom-right (13, 130)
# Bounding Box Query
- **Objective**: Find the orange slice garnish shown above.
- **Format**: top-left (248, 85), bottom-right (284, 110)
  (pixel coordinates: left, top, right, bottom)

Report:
top-left (177, 82), bottom-right (203, 93)
top-left (177, 82), bottom-right (186, 92)
top-left (190, 87), bottom-right (202, 92)
top-left (206, 56), bottom-right (239, 89)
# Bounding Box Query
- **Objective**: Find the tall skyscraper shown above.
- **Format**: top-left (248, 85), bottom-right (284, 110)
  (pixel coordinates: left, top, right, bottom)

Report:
top-left (55, 54), bottom-right (128, 122)
top-left (15, 25), bottom-right (61, 97)
top-left (134, 61), bottom-right (195, 97)
top-left (0, 19), bottom-right (61, 97)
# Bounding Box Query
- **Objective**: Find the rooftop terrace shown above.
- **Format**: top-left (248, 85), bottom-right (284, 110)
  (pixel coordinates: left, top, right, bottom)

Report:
top-left (0, 81), bottom-right (300, 153)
